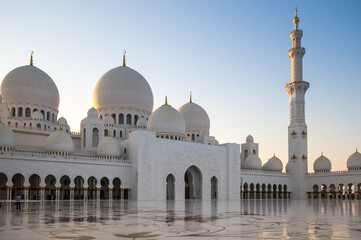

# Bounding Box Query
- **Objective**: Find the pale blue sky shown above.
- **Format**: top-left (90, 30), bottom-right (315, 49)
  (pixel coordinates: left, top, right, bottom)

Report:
top-left (0, 0), bottom-right (360, 171)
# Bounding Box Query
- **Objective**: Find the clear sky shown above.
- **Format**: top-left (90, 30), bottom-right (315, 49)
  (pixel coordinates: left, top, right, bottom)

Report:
top-left (0, 0), bottom-right (360, 172)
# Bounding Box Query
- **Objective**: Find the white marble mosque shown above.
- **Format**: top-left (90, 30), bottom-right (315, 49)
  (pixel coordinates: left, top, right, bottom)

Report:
top-left (0, 10), bottom-right (361, 204)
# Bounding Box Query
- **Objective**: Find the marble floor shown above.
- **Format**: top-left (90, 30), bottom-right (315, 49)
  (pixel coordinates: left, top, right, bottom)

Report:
top-left (0, 199), bottom-right (360, 239)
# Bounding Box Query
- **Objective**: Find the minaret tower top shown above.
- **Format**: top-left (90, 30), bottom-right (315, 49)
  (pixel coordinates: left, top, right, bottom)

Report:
top-left (293, 7), bottom-right (300, 29)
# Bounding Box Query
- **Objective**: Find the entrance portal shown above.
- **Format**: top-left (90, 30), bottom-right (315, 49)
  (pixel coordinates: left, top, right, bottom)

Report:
top-left (166, 174), bottom-right (175, 200)
top-left (184, 166), bottom-right (202, 199)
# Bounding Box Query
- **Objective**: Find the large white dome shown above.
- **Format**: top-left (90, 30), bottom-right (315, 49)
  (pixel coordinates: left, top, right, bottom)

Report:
top-left (93, 66), bottom-right (153, 113)
top-left (97, 137), bottom-right (121, 157)
top-left (313, 154), bottom-right (332, 172)
top-left (244, 154), bottom-right (262, 169)
top-left (178, 100), bottom-right (210, 133)
top-left (265, 155), bottom-right (283, 172)
top-left (347, 150), bottom-right (361, 170)
top-left (1, 65), bottom-right (59, 110)
top-left (45, 130), bottom-right (74, 153)
top-left (147, 103), bottom-right (186, 137)
top-left (0, 124), bottom-right (16, 148)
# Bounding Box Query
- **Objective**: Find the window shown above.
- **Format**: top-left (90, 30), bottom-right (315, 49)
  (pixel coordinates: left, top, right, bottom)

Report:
top-left (113, 130), bottom-right (116, 137)
top-left (83, 129), bottom-right (86, 147)
top-left (18, 108), bottom-right (23, 117)
top-left (47, 111), bottom-right (50, 121)
top-left (11, 107), bottom-right (15, 117)
top-left (92, 128), bottom-right (99, 147)
top-left (192, 134), bottom-right (195, 141)
top-left (126, 114), bottom-right (131, 125)
top-left (120, 131), bottom-right (123, 138)
top-left (104, 129), bottom-right (109, 136)
top-left (134, 115), bottom-right (139, 125)
top-left (111, 113), bottom-right (116, 123)
top-left (25, 108), bottom-right (31, 117)
top-left (119, 114), bottom-right (124, 124)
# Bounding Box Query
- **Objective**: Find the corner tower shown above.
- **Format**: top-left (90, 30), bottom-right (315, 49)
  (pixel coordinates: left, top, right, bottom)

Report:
top-left (285, 8), bottom-right (309, 200)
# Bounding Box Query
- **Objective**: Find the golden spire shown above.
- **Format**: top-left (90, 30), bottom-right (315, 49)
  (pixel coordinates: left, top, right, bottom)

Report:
top-left (293, 7), bottom-right (300, 29)
top-left (164, 96), bottom-right (168, 105)
top-left (190, 91), bottom-right (192, 103)
top-left (321, 152), bottom-right (323, 156)
top-left (356, 148), bottom-right (358, 153)
top-left (273, 153), bottom-right (275, 157)
top-left (30, 50), bottom-right (34, 66)
top-left (59, 124), bottom-right (62, 131)
top-left (122, 50), bottom-right (126, 67)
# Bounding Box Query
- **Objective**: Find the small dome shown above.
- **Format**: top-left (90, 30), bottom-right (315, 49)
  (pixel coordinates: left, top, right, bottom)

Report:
top-left (244, 154), bottom-right (262, 169)
top-left (104, 115), bottom-right (115, 126)
top-left (178, 101), bottom-right (210, 133)
top-left (87, 107), bottom-right (98, 118)
top-left (1, 65), bottom-right (59, 110)
top-left (0, 124), bottom-right (16, 148)
top-left (246, 135), bottom-right (254, 143)
top-left (136, 116), bottom-right (147, 128)
top-left (265, 155), bottom-right (283, 172)
top-left (347, 150), bottom-right (361, 170)
top-left (32, 111), bottom-right (43, 120)
top-left (57, 116), bottom-right (67, 126)
top-left (314, 154), bottom-right (332, 172)
top-left (97, 136), bottom-right (121, 157)
top-left (93, 66), bottom-right (153, 113)
top-left (46, 130), bottom-right (74, 153)
top-left (147, 103), bottom-right (186, 137)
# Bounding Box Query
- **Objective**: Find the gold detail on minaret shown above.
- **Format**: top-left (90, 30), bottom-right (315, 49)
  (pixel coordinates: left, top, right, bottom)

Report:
top-left (356, 148), bottom-right (358, 153)
top-left (190, 91), bottom-right (192, 103)
top-left (164, 96), bottom-right (168, 106)
top-left (122, 50), bottom-right (126, 67)
top-left (30, 50), bottom-right (34, 66)
top-left (293, 7), bottom-right (299, 29)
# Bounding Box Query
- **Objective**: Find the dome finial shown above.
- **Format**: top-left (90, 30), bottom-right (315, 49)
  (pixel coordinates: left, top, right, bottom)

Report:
top-left (356, 148), bottom-right (358, 153)
top-left (293, 7), bottom-right (300, 29)
top-left (30, 50), bottom-right (34, 66)
top-left (321, 152), bottom-right (323, 156)
top-left (59, 123), bottom-right (62, 131)
top-left (122, 50), bottom-right (126, 67)
top-left (164, 95), bottom-right (168, 105)
top-left (190, 91), bottom-right (192, 103)
top-left (274, 153), bottom-right (275, 157)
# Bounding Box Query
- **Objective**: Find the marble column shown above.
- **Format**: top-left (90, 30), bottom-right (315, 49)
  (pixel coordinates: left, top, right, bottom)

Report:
top-left (83, 185), bottom-right (88, 200)
top-left (69, 184), bottom-right (75, 200)
top-left (24, 186), bottom-right (29, 201)
top-left (7, 186), bottom-right (12, 201)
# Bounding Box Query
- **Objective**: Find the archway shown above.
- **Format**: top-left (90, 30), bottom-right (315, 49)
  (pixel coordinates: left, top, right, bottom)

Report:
top-left (88, 177), bottom-right (97, 200)
top-left (45, 175), bottom-right (56, 200)
top-left (243, 183), bottom-right (248, 199)
top-left (60, 175), bottom-right (71, 200)
top-left (211, 176), bottom-right (218, 199)
top-left (184, 166), bottom-right (202, 199)
top-left (29, 174), bottom-right (41, 200)
top-left (313, 184), bottom-right (319, 199)
top-left (12, 173), bottom-right (25, 200)
top-left (74, 176), bottom-right (84, 200)
top-left (166, 174), bottom-right (175, 200)
top-left (100, 177), bottom-right (109, 199)
top-left (0, 173), bottom-right (8, 200)
top-left (113, 178), bottom-right (121, 199)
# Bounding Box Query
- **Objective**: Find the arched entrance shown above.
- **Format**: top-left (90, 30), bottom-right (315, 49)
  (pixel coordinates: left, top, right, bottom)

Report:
top-left (112, 178), bottom-right (121, 199)
top-left (100, 177), bottom-right (109, 199)
top-left (29, 174), bottom-right (41, 200)
top-left (211, 176), bottom-right (218, 199)
top-left (12, 173), bottom-right (25, 200)
top-left (166, 174), bottom-right (175, 200)
top-left (184, 165), bottom-right (202, 199)
top-left (0, 173), bottom-right (8, 200)
top-left (74, 176), bottom-right (84, 200)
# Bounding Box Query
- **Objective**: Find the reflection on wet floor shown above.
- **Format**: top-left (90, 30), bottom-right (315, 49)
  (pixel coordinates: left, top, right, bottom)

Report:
top-left (0, 199), bottom-right (361, 239)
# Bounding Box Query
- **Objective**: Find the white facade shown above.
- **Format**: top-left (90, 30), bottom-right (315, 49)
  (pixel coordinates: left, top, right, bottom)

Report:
top-left (0, 10), bottom-right (361, 202)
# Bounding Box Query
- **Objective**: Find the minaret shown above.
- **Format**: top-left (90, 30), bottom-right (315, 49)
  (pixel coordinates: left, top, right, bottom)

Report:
top-left (285, 8), bottom-right (309, 200)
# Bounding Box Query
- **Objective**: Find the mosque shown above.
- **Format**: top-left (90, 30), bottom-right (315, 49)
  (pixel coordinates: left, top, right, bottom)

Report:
top-left (0, 10), bottom-right (360, 201)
